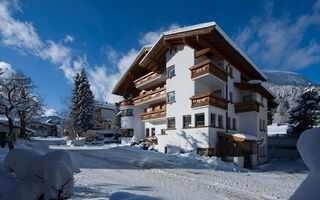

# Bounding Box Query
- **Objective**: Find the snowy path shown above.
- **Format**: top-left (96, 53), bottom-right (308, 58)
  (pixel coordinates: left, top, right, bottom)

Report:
top-left (42, 141), bottom-right (306, 200)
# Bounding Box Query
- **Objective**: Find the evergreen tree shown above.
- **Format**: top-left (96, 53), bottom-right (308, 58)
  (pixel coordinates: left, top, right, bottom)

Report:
top-left (69, 73), bottom-right (80, 133)
top-left (288, 84), bottom-right (320, 136)
top-left (77, 69), bottom-right (95, 133)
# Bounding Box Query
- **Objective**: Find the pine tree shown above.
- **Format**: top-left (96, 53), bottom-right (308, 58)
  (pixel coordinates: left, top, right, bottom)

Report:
top-left (69, 73), bottom-right (80, 133)
top-left (76, 68), bottom-right (95, 133)
top-left (288, 84), bottom-right (320, 136)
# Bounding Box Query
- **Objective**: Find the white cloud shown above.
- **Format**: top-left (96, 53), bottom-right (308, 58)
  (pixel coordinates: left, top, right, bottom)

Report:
top-left (89, 24), bottom-right (181, 103)
top-left (88, 48), bottom-right (139, 103)
top-left (0, 61), bottom-right (15, 77)
top-left (234, 0), bottom-right (320, 70)
top-left (43, 108), bottom-right (56, 116)
top-left (139, 23), bottom-right (180, 46)
top-left (64, 34), bottom-right (74, 43)
top-left (0, 1), bottom-right (83, 81)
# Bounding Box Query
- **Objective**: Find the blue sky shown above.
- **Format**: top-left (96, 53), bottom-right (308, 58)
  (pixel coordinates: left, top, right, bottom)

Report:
top-left (0, 0), bottom-right (319, 115)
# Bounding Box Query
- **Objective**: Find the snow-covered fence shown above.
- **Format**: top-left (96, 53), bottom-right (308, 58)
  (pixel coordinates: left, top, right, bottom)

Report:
top-left (3, 149), bottom-right (80, 200)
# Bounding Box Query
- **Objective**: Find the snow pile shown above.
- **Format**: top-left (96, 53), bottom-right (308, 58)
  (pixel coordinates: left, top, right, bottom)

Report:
top-left (3, 149), bottom-right (80, 200)
top-left (109, 192), bottom-right (160, 200)
top-left (120, 145), bottom-right (246, 172)
top-left (290, 128), bottom-right (320, 199)
top-left (268, 124), bottom-right (288, 136)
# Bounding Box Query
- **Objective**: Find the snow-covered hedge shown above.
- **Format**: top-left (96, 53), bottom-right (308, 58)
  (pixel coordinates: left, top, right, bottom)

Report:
top-left (3, 149), bottom-right (80, 200)
top-left (290, 128), bottom-right (320, 199)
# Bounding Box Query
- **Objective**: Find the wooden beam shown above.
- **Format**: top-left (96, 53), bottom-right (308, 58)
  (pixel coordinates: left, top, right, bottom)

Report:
top-left (183, 37), bottom-right (198, 50)
top-left (149, 59), bottom-right (161, 71)
top-left (196, 35), bottom-right (225, 60)
top-left (195, 48), bottom-right (210, 58)
top-left (164, 40), bottom-right (173, 51)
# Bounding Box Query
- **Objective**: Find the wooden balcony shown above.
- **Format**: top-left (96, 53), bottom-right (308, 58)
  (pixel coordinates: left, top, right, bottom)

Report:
top-left (133, 86), bottom-right (166, 105)
top-left (189, 60), bottom-right (228, 82)
top-left (190, 92), bottom-right (228, 110)
top-left (234, 101), bottom-right (261, 113)
top-left (140, 109), bottom-right (166, 121)
top-left (119, 99), bottom-right (133, 107)
top-left (133, 72), bottom-right (166, 89)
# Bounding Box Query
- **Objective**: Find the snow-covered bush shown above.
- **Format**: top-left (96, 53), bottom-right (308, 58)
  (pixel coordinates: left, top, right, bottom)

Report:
top-left (3, 148), bottom-right (80, 199)
top-left (290, 128), bottom-right (320, 199)
top-left (139, 140), bottom-right (154, 150)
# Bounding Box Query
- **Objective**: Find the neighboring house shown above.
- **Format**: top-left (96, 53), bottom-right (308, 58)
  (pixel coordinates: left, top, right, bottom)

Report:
top-left (0, 121), bottom-right (35, 138)
top-left (28, 121), bottom-right (58, 137)
top-left (268, 134), bottom-right (300, 159)
top-left (93, 102), bottom-right (118, 132)
top-left (112, 22), bottom-right (277, 168)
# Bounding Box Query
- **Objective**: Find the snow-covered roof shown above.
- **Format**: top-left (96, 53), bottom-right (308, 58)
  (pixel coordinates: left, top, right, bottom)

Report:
top-left (218, 131), bottom-right (259, 141)
top-left (139, 21), bottom-right (267, 81)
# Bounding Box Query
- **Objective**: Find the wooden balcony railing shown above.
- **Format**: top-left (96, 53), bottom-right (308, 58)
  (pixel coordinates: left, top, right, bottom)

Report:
top-left (119, 99), bottom-right (133, 107)
top-left (133, 86), bottom-right (166, 105)
top-left (140, 109), bottom-right (166, 121)
top-left (190, 92), bottom-right (228, 110)
top-left (189, 59), bottom-right (228, 82)
top-left (234, 101), bottom-right (261, 113)
top-left (133, 72), bottom-right (162, 88)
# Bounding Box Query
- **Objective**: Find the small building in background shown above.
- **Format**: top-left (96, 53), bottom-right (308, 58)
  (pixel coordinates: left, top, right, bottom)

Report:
top-left (94, 101), bottom-right (119, 131)
top-left (28, 121), bottom-right (58, 137)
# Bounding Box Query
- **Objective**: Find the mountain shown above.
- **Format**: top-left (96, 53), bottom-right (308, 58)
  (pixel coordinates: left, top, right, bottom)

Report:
top-left (262, 70), bottom-right (319, 124)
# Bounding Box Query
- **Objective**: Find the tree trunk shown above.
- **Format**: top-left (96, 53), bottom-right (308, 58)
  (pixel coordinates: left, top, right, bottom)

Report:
top-left (7, 118), bottom-right (14, 150)
top-left (19, 112), bottom-right (26, 139)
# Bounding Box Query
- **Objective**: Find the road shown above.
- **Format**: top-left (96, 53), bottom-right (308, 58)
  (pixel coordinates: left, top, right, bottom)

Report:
top-left (42, 139), bottom-right (306, 200)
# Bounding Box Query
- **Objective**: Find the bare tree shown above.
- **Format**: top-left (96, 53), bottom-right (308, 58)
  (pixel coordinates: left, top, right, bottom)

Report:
top-left (0, 72), bottom-right (35, 149)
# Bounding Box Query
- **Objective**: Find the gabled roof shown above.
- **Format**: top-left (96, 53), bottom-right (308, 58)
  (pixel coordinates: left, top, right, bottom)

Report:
top-left (112, 46), bottom-right (152, 96)
top-left (139, 22), bottom-right (267, 81)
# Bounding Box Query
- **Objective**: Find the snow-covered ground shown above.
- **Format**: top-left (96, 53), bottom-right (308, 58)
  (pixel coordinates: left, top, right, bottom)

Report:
top-left (0, 137), bottom-right (308, 200)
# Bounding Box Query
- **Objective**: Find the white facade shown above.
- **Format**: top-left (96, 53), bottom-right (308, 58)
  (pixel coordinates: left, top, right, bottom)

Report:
top-left (115, 22), bottom-right (275, 167)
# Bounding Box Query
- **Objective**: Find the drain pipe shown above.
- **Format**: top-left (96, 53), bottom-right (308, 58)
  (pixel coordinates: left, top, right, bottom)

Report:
top-left (225, 63), bottom-right (231, 133)
top-left (256, 139), bottom-right (264, 164)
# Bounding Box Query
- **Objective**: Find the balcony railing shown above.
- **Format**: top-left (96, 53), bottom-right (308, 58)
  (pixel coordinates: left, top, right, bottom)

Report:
top-left (140, 109), bottom-right (166, 121)
top-left (190, 92), bottom-right (228, 110)
top-left (133, 86), bottom-right (166, 105)
top-left (189, 59), bottom-right (228, 82)
top-left (119, 99), bottom-right (133, 107)
top-left (234, 101), bottom-right (260, 113)
top-left (133, 72), bottom-right (163, 88)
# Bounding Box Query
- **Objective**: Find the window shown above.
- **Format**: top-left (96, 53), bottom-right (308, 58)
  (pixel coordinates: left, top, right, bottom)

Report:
top-left (122, 110), bottom-right (125, 116)
top-left (210, 113), bottom-right (216, 127)
top-left (195, 113), bottom-right (205, 127)
top-left (128, 129), bottom-right (134, 137)
top-left (152, 105), bottom-right (157, 111)
top-left (167, 65), bottom-right (175, 78)
top-left (183, 115), bottom-right (192, 128)
top-left (261, 96), bottom-right (264, 105)
top-left (229, 92), bottom-right (233, 103)
top-left (161, 129), bottom-right (166, 135)
top-left (243, 95), bottom-right (252, 102)
top-left (263, 120), bottom-right (266, 131)
top-left (167, 91), bottom-right (175, 103)
top-left (160, 104), bottom-right (165, 110)
top-left (127, 109), bottom-right (133, 116)
top-left (260, 119), bottom-right (263, 131)
top-left (218, 115), bottom-right (223, 128)
top-left (146, 128), bottom-right (150, 137)
top-left (213, 90), bottom-right (222, 97)
top-left (151, 128), bottom-right (156, 136)
top-left (167, 118), bottom-right (175, 129)
top-left (227, 117), bottom-right (231, 129)
top-left (232, 118), bottom-right (237, 130)
top-left (229, 67), bottom-right (233, 78)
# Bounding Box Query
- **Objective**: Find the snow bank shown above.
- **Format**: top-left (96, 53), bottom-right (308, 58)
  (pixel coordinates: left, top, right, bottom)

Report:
top-left (109, 192), bottom-right (161, 200)
top-left (290, 128), bottom-right (320, 199)
top-left (2, 148), bottom-right (80, 199)
top-left (120, 145), bottom-right (246, 172)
